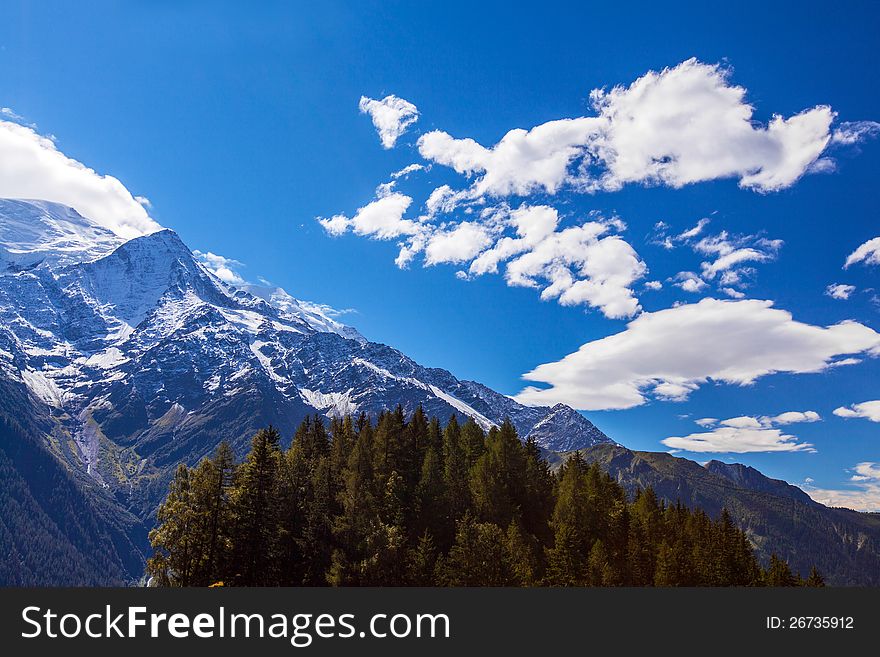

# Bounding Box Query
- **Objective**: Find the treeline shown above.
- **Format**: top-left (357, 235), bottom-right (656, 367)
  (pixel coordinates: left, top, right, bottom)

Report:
top-left (147, 408), bottom-right (822, 587)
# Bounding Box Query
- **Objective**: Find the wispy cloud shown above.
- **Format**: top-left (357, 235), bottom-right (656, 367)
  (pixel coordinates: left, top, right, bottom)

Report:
top-left (825, 283), bottom-right (855, 300)
top-left (806, 462), bottom-right (880, 512)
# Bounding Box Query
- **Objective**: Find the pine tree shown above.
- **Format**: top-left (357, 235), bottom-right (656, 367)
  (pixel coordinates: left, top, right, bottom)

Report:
top-left (415, 446), bottom-right (447, 543)
top-left (230, 426), bottom-right (283, 585)
top-left (148, 464), bottom-right (197, 586)
top-left (407, 531), bottom-right (438, 585)
top-left (545, 522), bottom-right (588, 586)
top-left (188, 441), bottom-right (236, 585)
top-left (506, 521), bottom-right (542, 586)
top-left (442, 414), bottom-right (469, 526)
top-left (805, 565), bottom-right (825, 587)
top-left (765, 553), bottom-right (799, 587)
top-left (460, 416), bottom-right (486, 467)
top-left (147, 411), bottom-right (796, 590)
top-left (521, 436), bottom-right (554, 545)
top-left (443, 513), bottom-right (514, 586)
top-left (469, 419), bottom-right (526, 528)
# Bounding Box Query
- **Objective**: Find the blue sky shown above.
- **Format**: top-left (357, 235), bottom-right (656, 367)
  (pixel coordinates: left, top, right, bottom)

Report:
top-left (1, 1), bottom-right (879, 508)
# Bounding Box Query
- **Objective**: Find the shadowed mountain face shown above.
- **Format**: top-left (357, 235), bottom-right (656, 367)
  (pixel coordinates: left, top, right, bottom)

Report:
top-left (567, 444), bottom-right (880, 586)
top-left (0, 199), bottom-right (611, 582)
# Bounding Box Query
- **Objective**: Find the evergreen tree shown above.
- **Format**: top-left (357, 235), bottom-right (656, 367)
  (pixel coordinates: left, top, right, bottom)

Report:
top-left (148, 464), bottom-right (197, 586)
top-left (805, 565), bottom-right (825, 587)
top-left (148, 411), bottom-right (792, 589)
top-left (443, 513), bottom-right (514, 586)
top-left (230, 426), bottom-right (283, 585)
top-left (765, 553), bottom-right (799, 587)
top-left (407, 531), bottom-right (438, 585)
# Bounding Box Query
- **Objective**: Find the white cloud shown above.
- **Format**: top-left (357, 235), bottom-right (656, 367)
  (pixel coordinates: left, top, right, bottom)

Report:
top-left (833, 400), bottom-right (880, 423)
top-left (677, 217), bottom-right (711, 240)
top-left (831, 121), bottom-right (880, 145)
top-left (515, 298), bottom-right (880, 410)
top-left (493, 209), bottom-right (646, 319)
top-left (844, 237), bottom-right (880, 268)
top-left (672, 271), bottom-right (707, 293)
top-left (416, 59), bottom-right (852, 201)
top-left (586, 59), bottom-right (834, 193)
top-left (825, 283), bottom-right (856, 300)
top-left (318, 192), bottom-right (418, 240)
top-left (764, 410), bottom-right (821, 426)
top-left (644, 280), bottom-right (663, 291)
top-left (359, 95), bottom-right (419, 148)
top-left (390, 163), bottom-right (424, 179)
top-left (663, 426), bottom-right (814, 453)
top-left (0, 119), bottom-right (161, 239)
top-left (663, 409), bottom-right (820, 453)
top-left (693, 231), bottom-right (782, 281)
top-left (806, 462), bottom-right (880, 512)
top-left (320, 199), bottom-right (647, 319)
top-left (424, 222), bottom-right (494, 265)
top-left (418, 117), bottom-right (604, 197)
top-left (720, 287), bottom-right (746, 299)
top-left (194, 251), bottom-right (246, 285)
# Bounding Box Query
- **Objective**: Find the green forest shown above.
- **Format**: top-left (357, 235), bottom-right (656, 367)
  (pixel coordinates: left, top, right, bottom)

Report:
top-left (147, 408), bottom-right (822, 587)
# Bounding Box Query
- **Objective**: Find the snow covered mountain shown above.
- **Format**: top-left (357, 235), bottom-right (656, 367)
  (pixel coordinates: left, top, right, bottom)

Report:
top-left (0, 198), bottom-right (611, 519)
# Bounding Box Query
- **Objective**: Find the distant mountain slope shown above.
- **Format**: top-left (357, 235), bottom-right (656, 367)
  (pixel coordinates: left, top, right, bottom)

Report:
top-left (0, 377), bottom-right (146, 585)
top-left (0, 199), bottom-right (611, 582)
top-left (570, 444), bottom-right (880, 586)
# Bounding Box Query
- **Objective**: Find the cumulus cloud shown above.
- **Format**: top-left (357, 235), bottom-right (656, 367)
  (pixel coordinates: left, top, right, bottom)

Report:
top-left (585, 59), bottom-right (834, 192)
top-left (359, 95), bottom-right (419, 148)
top-left (826, 283), bottom-right (856, 300)
top-left (390, 163), bottom-right (425, 179)
top-left (833, 400), bottom-right (880, 423)
top-left (321, 198), bottom-right (647, 318)
top-left (672, 271), bottom-right (707, 293)
top-left (515, 298), bottom-right (880, 410)
top-left (424, 222), bottom-right (493, 265)
top-left (194, 251), bottom-right (246, 285)
top-left (416, 59), bottom-right (852, 200)
top-left (765, 410), bottom-right (821, 426)
top-left (0, 119), bottom-right (162, 239)
top-left (653, 223), bottom-right (780, 296)
top-left (318, 192), bottom-right (418, 240)
top-left (321, 60), bottom-right (877, 317)
top-left (418, 117), bottom-right (604, 197)
top-left (806, 462), bottom-right (880, 512)
top-left (844, 237), bottom-right (880, 268)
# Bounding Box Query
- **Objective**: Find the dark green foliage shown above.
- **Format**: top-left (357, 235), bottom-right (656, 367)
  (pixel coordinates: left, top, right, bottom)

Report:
top-left (0, 414), bottom-right (146, 586)
top-left (148, 413), bottom-right (805, 587)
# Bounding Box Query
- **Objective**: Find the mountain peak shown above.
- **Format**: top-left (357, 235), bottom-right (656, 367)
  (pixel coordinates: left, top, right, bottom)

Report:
top-left (704, 460), bottom-right (814, 504)
top-left (0, 198), bottom-right (124, 268)
top-left (239, 283), bottom-right (365, 342)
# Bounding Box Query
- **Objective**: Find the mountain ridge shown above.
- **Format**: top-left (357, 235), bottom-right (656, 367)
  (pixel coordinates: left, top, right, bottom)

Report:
top-left (568, 443), bottom-right (880, 585)
top-left (0, 199), bottom-right (611, 526)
